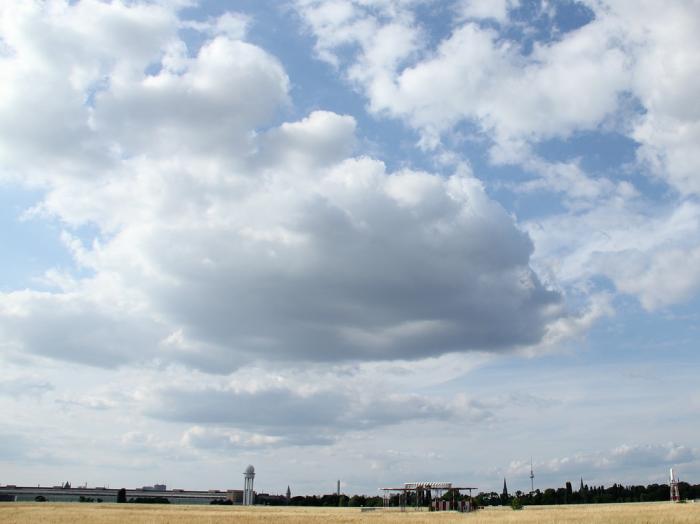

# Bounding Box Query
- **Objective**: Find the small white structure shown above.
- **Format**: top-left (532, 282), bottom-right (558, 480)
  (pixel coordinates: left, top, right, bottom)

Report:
top-left (670, 468), bottom-right (680, 502)
top-left (243, 465), bottom-right (255, 505)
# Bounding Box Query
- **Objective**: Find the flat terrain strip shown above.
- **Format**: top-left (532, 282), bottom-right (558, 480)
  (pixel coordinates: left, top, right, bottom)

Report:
top-left (1, 502), bottom-right (699, 523)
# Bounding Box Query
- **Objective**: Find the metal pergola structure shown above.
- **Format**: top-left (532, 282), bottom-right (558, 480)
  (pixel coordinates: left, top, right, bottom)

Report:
top-left (380, 482), bottom-right (477, 512)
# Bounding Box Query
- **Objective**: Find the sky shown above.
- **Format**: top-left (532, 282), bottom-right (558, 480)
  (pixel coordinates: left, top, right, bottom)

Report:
top-left (1, 0), bottom-right (699, 496)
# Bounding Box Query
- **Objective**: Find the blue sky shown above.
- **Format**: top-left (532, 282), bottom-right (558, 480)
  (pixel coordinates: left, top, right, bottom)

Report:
top-left (1, 0), bottom-right (699, 495)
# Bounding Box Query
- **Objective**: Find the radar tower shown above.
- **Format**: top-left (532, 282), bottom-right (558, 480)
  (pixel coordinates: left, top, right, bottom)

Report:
top-left (243, 465), bottom-right (255, 505)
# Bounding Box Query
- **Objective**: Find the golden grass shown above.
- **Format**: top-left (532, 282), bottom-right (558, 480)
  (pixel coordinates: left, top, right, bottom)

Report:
top-left (1, 502), bottom-right (699, 523)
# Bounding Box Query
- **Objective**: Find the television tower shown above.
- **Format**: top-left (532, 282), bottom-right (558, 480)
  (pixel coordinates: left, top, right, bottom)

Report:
top-left (529, 458), bottom-right (535, 494)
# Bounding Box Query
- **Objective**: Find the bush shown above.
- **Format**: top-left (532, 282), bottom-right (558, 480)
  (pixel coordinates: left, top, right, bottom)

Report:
top-left (511, 497), bottom-right (523, 510)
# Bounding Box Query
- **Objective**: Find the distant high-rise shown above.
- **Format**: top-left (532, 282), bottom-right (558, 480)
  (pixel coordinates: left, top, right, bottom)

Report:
top-left (243, 465), bottom-right (255, 505)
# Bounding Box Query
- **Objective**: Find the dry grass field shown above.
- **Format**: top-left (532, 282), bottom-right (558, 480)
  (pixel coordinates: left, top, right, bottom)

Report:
top-left (1, 502), bottom-right (699, 523)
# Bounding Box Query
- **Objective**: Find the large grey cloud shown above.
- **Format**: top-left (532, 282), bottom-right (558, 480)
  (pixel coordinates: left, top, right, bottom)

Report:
top-left (0, 1), bottom-right (564, 371)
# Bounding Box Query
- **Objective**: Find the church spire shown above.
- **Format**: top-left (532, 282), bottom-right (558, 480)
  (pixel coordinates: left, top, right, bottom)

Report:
top-left (501, 477), bottom-right (509, 506)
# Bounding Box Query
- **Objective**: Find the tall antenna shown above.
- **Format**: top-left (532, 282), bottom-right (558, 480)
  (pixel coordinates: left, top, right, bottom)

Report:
top-left (529, 458), bottom-right (535, 494)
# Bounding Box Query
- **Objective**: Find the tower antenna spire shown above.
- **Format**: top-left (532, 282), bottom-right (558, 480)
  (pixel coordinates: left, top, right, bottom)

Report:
top-left (529, 457), bottom-right (535, 494)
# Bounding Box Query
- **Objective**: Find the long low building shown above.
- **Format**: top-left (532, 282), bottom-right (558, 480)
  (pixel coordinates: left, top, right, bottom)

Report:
top-left (0, 485), bottom-right (244, 504)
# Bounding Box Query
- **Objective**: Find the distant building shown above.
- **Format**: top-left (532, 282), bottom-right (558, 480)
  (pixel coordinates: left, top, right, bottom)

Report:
top-left (141, 484), bottom-right (166, 491)
top-left (0, 485), bottom-right (243, 505)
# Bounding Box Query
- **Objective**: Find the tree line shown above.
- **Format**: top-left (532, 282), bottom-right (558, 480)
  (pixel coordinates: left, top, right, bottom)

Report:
top-left (478, 480), bottom-right (700, 506)
top-left (277, 480), bottom-right (700, 507)
top-left (103, 480), bottom-right (698, 507)
top-left (287, 494), bottom-right (382, 507)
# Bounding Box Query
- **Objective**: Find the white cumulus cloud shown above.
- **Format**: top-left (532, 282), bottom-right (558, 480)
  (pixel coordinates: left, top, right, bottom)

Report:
top-left (0, 0), bottom-right (566, 372)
